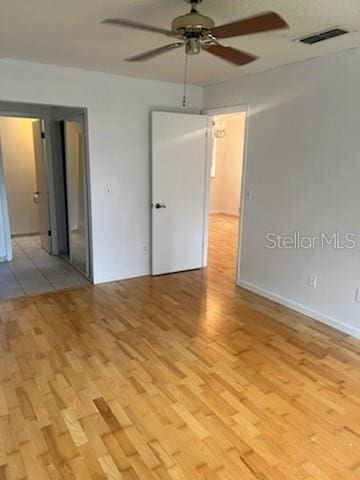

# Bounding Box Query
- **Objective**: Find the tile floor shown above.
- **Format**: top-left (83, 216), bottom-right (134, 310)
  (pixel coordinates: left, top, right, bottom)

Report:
top-left (0, 235), bottom-right (89, 299)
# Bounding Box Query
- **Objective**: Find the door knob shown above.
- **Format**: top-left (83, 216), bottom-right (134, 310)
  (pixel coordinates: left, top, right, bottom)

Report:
top-left (154, 203), bottom-right (166, 209)
top-left (33, 192), bottom-right (40, 204)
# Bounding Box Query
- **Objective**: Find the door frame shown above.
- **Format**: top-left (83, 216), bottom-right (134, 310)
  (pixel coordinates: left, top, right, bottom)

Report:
top-left (0, 103), bottom-right (93, 282)
top-left (202, 104), bottom-right (249, 283)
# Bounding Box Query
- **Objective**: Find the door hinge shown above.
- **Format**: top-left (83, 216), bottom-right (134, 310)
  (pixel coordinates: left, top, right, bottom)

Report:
top-left (41, 131), bottom-right (46, 139)
top-left (48, 230), bottom-right (52, 237)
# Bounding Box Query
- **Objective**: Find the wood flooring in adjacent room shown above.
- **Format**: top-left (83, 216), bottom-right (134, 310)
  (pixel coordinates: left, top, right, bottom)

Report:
top-left (0, 214), bottom-right (359, 479)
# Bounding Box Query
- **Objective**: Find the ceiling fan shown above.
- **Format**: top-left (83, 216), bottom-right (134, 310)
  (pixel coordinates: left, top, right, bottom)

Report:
top-left (102, 0), bottom-right (288, 66)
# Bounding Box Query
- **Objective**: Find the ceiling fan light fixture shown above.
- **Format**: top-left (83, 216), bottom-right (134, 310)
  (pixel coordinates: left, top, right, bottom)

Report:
top-left (186, 38), bottom-right (201, 55)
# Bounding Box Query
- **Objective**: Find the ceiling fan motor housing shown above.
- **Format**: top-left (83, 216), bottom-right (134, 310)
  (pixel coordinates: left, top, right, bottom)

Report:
top-left (172, 12), bottom-right (215, 37)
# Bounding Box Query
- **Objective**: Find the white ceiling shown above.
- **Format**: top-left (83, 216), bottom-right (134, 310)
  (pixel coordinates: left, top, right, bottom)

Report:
top-left (1, 0), bottom-right (360, 86)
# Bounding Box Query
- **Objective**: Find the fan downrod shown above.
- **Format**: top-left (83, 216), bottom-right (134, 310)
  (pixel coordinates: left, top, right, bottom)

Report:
top-left (185, 0), bottom-right (203, 12)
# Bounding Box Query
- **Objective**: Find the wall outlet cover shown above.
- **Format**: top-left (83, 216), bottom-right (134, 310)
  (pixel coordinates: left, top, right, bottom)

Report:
top-left (355, 288), bottom-right (360, 303)
top-left (308, 274), bottom-right (318, 288)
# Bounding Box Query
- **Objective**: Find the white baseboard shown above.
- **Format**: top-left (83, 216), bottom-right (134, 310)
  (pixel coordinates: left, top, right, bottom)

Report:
top-left (238, 279), bottom-right (360, 338)
top-left (94, 269), bottom-right (150, 285)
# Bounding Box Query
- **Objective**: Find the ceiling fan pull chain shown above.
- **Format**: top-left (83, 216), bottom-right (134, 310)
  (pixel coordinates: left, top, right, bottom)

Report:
top-left (182, 53), bottom-right (189, 108)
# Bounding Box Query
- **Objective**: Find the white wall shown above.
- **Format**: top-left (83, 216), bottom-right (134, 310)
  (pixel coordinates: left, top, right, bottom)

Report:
top-left (210, 113), bottom-right (245, 216)
top-left (0, 117), bottom-right (40, 236)
top-left (204, 48), bottom-right (360, 337)
top-left (0, 59), bottom-right (202, 282)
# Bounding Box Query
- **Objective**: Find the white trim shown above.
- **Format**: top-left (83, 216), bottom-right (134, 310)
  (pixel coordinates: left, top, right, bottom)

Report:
top-left (236, 106), bottom-right (250, 282)
top-left (94, 269), bottom-right (150, 285)
top-left (202, 104), bottom-right (249, 279)
top-left (238, 279), bottom-right (360, 338)
top-left (202, 116), bottom-right (213, 268)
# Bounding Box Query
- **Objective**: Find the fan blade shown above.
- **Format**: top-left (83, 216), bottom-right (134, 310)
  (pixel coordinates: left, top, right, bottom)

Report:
top-left (125, 43), bottom-right (184, 62)
top-left (211, 12), bottom-right (288, 39)
top-left (204, 44), bottom-right (257, 66)
top-left (102, 18), bottom-right (174, 36)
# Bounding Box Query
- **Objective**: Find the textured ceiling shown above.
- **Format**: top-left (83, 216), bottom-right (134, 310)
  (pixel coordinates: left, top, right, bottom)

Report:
top-left (1, 0), bottom-right (360, 86)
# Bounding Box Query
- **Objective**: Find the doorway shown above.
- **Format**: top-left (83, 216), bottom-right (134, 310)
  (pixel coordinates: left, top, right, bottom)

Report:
top-left (207, 111), bottom-right (247, 280)
top-left (0, 106), bottom-right (92, 299)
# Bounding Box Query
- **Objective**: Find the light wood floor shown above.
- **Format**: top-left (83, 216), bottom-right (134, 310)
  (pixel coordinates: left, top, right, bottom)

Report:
top-left (0, 214), bottom-right (359, 479)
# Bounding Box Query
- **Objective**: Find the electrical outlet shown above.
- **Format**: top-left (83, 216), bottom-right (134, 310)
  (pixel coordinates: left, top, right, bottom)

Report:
top-left (355, 288), bottom-right (360, 303)
top-left (308, 274), bottom-right (318, 289)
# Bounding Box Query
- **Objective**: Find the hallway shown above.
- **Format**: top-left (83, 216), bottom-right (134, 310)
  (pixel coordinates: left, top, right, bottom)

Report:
top-left (0, 236), bottom-right (88, 299)
top-left (0, 215), bottom-right (359, 479)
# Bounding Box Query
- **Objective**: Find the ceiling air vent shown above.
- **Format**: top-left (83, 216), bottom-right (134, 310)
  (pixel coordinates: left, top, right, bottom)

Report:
top-left (300, 28), bottom-right (349, 45)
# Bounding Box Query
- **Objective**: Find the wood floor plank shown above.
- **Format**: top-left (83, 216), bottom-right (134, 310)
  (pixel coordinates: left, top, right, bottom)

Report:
top-left (0, 214), bottom-right (359, 479)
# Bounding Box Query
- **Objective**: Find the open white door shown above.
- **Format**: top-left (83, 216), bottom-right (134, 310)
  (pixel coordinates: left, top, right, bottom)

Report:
top-left (32, 120), bottom-right (51, 253)
top-left (151, 111), bottom-right (209, 275)
top-left (0, 133), bottom-right (12, 261)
